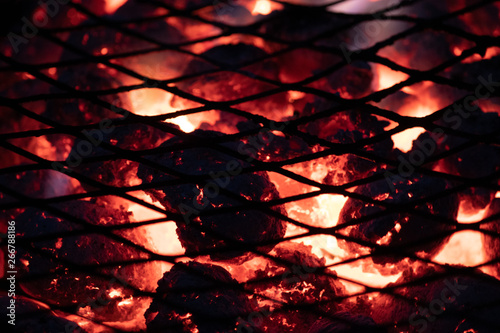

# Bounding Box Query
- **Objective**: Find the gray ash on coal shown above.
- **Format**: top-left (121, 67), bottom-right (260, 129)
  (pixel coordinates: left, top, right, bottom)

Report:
top-left (145, 261), bottom-right (255, 333)
top-left (391, 30), bottom-right (458, 71)
top-left (248, 242), bottom-right (346, 333)
top-left (137, 129), bottom-right (286, 261)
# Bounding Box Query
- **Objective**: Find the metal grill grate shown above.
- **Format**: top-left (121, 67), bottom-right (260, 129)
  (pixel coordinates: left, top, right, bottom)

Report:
top-left (1, 0), bottom-right (500, 332)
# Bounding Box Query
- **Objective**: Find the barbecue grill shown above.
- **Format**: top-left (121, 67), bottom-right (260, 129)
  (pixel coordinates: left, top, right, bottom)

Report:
top-left (1, 0), bottom-right (500, 332)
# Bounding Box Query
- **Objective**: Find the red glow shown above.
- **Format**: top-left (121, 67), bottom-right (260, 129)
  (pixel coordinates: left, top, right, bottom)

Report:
top-left (7, 1), bottom-right (500, 331)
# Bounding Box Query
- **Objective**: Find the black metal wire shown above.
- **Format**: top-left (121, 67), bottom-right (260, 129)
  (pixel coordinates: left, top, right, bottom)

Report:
top-left (1, 0), bottom-right (500, 332)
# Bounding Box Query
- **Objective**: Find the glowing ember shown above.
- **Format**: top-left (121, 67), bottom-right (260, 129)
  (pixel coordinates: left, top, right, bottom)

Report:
top-left (105, 0), bottom-right (127, 14)
top-left (331, 263), bottom-right (401, 293)
top-left (117, 298), bottom-right (133, 307)
top-left (391, 126), bottom-right (426, 152)
top-left (6, 1), bottom-right (500, 331)
top-left (127, 88), bottom-right (198, 133)
top-left (372, 63), bottom-right (408, 91)
top-left (108, 289), bottom-right (123, 298)
top-left (433, 206), bottom-right (489, 267)
top-left (127, 191), bottom-right (184, 258)
top-left (378, 75), bottom-right (440, 152)
top-left (457, 204), bottom-right (490, 224)
top-left (252, 0), bottom-right (272, 15)
top-left (432, 231), bottom-right (486, 267)
top-left (291, 194), bottom-right (350, 260)
top-left (271, 168), bottom-right (400, 292)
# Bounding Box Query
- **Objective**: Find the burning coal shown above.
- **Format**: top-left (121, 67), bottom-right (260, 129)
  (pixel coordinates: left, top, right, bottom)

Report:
top-left (137, 129), bottom-right (287, 262)
top-left (1, 0), bottom-right (500, 332)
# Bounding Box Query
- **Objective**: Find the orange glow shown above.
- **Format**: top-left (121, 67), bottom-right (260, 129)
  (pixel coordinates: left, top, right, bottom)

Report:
top-left (332, 262), bottom-right (401, 293)
top-left (9, 1), bottom-right (500, 331)
top-left (295, 194), bottom-right (350, 260)
top-left (105, 0), bottom-right (127, 14)
top-left (268, 161), bottom-right (401, 292)
top-left (373, 64), bottom-right (439, 123)
top-left (56, 314), bottom-right (106, 332)
top-left (432, 206), bottom-right (488, 268)
top-left (118, 298), bottom-right (133, 307)
top-left (71, 296), bottom-right (151, 331)
top-left (391, 126), bottom-right (426, 153)
top-left (19, 4), bottom-right (498, 325)
top-left (22, 72), bottom-right (35, 80)
top-left (457, 204), bottom-right (490, 224)
top-left (127, 191), bottom-right (184, 257)
top-left (432, 231), bottom-right (486, 268)
top-left (460, 46), bottom-right (500, 63)
top-left (127, 88), bottom-right (198, 133)
top-left (288, 90), bottom-right (306, 102)
top-left (390, 93), bottom-right (437, 153)
top-left (376, 67), bottom-right (440, 152)
top-left (252, 0), bottom-right (272, 15)
top-left (32, 136), bottom-right (57, 160)
top-left (372, 63), bottom-right (408, 91)
top-left (108, 288), bottom-right (123, 298)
